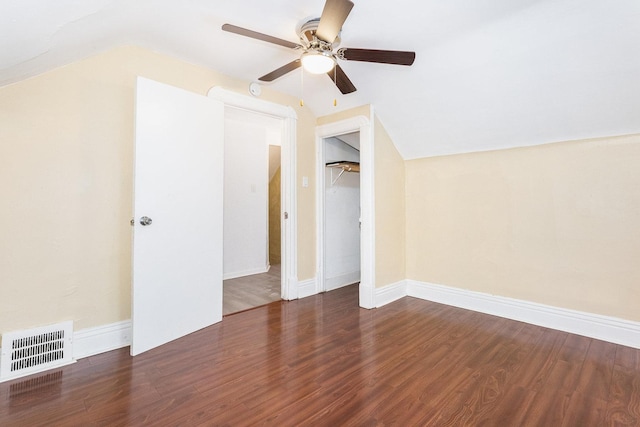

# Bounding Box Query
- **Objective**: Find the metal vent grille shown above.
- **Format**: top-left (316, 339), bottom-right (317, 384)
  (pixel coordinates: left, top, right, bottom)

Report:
top-left (1, 321), bottom-right (74, 382)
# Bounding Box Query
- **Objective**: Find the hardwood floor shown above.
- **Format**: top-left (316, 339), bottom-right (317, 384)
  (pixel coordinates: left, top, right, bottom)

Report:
top-left (223, 264), bottom-right (281, 315)
top-left (1, 284), bottom-right (639, 426)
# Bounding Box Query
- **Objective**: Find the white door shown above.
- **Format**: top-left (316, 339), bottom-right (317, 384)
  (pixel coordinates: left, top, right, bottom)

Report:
top-left (131, 77), bottom-right (224, 356)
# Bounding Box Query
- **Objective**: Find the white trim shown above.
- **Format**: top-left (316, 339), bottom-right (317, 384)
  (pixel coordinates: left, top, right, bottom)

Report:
top-left (360, 107), bottom-right (375, 309)
top-left (407, 280), bottom-right (640, 349)
top-left (207, 86), bottom-right (298, 302)
top-left (375, 280), bottom-right (408, 307)
top-left (297, 278), bottom-right (317, 299)
top-left (281, 111), bottom-right (298, 300)
top-left (283, 277), bottom-right (299, 301)
top-left (315, 110), bottom-right (375, 308)
top-left (207, 87), bottom-right (297, 119)
top-left (315, 132), bottom-right (325, 296)
top-left (73, 320), bottom-right (132, 359)
top-left (223, 266), bottom-right (269, 280)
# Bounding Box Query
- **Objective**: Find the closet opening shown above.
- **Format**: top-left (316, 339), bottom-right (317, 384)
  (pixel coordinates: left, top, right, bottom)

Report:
top-left (321, 132), bottom-right (361, 293)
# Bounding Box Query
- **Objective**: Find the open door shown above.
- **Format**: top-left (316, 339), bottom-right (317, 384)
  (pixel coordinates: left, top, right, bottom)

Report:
top-left (131, 77), bottom-right (224, 356)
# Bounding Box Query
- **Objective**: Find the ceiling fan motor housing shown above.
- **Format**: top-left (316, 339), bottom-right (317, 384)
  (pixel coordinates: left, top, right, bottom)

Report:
top-left (298, 18), bottom-right (341, 51)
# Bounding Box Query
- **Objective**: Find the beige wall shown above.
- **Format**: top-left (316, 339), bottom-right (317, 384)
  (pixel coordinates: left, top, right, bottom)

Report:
top-left (0, 46), bottom-right (317, 334)
top-left (374, 117), bottom-right (405, 287)
top-left (316, 104), bottom-right (371, 126)
top-left (5, 42), bottom-right (633, 342)
top-left (406, 134), bottom-right (640, 322)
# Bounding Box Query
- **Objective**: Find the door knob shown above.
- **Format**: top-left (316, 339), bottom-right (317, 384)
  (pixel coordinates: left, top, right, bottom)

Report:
top-left (140, 216), bottom-right (153, 226)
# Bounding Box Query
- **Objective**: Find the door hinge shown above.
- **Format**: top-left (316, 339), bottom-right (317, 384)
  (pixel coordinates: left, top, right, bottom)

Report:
top-left (284, 212), bottom-right (289, 220)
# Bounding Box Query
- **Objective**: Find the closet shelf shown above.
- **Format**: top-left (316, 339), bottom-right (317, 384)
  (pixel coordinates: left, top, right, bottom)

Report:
top-left (326, 161), bottom-right (360, 173)
top-left (326, 161), bottom-right (360, 186)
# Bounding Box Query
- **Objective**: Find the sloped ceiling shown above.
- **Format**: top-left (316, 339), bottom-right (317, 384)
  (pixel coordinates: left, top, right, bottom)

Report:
top-left (2, 0), bottom-right (639, 159)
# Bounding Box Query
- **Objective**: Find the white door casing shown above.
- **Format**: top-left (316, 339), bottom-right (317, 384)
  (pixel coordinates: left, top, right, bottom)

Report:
top-left (131, 77), bottom-right (224, 356)
top-left (207, 87), bottom-right (298, 301)
top-left (322, 137), bottom-right (361, 291)
top-left (316, 111), bottom-right (375, 309)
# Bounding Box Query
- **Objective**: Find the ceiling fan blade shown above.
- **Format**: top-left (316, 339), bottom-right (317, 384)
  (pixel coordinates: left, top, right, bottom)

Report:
top-left (338, 48), bottom-right (416, 66)
top-left (327, 64), bottom-right (357, 94)
top-left (316, 0), bottom-right (354, 43)
top-left (259, 60), bottom-right (302, 82)
top-left (222, 24), bottom-right (301, 50)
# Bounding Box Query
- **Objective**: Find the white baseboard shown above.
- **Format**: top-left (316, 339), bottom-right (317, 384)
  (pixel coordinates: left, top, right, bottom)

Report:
top-left (223, 266), bottom-right (269, 280)
top-left (406, 280), bottom-right (640, 349)
top-left (69, 280), bottom-right (640, 364)
top-left (298, 278), bottom-right (317, 299)
top-left (375, 280), bottom-right (408, 307)
top-left (325, 271), bottom-right (361, 292)
top-left (73, 320), bottom-right (131, 359)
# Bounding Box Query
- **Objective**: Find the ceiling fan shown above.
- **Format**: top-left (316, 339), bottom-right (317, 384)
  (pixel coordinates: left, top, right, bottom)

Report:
top-left (222, 0), bottom-right (415, 95)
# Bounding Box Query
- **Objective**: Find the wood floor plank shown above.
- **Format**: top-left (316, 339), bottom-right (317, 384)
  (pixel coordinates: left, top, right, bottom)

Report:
top-left (605, 345), bottom-right (640, 425)
top-left (520, 387), bottom-right (573, 426)
top-left (1, 284), bottom-right (639, 426)
top-left (510, 327), bottom-right (568, 391)
top-left (483, 384), bottom-right (538, 426)
top-left (562, 391), bottom-right (608, 426)
top-left (576, 339), bottom-right (617, 401)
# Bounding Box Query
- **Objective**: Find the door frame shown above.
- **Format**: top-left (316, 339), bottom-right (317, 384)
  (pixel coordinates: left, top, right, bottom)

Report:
top-left (207, 87), bottom-right (299, 300)
top-left (315, 111), bottom-right (375, 309)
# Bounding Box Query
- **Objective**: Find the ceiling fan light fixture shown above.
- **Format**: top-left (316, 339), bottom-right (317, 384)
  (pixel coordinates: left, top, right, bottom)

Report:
top-left (301, 51), bottom-right (336, 74)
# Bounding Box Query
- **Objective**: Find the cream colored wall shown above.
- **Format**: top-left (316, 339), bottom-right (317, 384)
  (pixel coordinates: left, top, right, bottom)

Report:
top-left (316, 104), bottom-right (371, 126)
top-left (0, 45), bottom-right (317, 334)
top-left (296, 122), bottom-right (317, 281)
top-left (374, 117), bottom-right (405, 287)
top-left (406, 134), bottom-right (640, 322)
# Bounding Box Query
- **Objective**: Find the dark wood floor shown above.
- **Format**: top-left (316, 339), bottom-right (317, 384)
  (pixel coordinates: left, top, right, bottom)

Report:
top-left (1, 284), bottom-right (639, 426)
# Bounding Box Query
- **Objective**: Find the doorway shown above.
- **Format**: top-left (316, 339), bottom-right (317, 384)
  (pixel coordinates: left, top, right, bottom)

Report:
top-left (131, 80), bottom-right (298, 355)
top-left (322, 132), bottom-right (361, 291)
top-left (315, 113), bottom-right (375, 308)
top-left (222, 107), bottom-right (283, 315)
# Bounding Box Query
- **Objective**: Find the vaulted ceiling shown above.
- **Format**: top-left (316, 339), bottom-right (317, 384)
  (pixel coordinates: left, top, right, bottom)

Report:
top-left (2, 0), bottom-right (639, 159)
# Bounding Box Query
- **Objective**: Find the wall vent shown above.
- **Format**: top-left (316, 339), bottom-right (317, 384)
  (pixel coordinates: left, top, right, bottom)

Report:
top-left (1, 321), bottom-right (74, 383)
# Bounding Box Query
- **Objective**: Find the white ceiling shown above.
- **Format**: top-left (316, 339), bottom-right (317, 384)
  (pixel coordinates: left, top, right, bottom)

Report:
top-left (2, 0), bottom-right (639, 159)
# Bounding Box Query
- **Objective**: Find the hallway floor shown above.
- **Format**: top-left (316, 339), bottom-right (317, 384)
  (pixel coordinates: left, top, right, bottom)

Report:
top-left (223, 264), bottom-right (281, 315)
